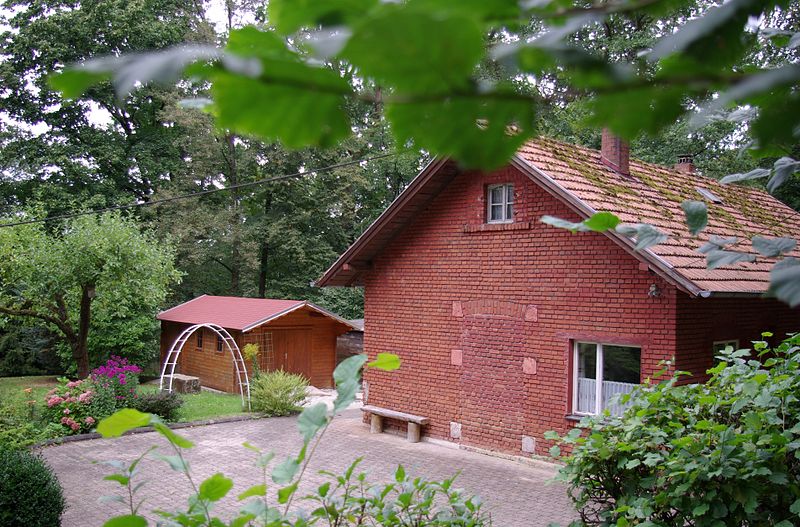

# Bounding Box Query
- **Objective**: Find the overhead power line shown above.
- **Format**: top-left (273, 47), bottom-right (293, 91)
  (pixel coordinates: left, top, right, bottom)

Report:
top-left (0, 152), bottom-right (397, 228)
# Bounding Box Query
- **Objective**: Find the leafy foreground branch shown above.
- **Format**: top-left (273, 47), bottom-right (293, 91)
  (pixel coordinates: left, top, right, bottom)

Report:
top-left (95, 354), bottom-right (490, 527)
top-left (547, 333), bottom-right (800, 526)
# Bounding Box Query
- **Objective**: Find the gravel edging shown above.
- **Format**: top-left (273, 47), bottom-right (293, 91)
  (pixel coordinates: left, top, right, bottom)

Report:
top-left (33, 413), bottom-right (267, 448)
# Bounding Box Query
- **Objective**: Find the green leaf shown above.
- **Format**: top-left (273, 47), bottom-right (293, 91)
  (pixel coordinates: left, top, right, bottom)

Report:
top-left (769, 261), bottom-right (800, 307)
top-left (583, 212), bottom-right (621, 232)
top-left (49, 69), bottom-right (110, 99)
top-left (681, 200), bottom-right (708, 236)
top-left (790, 498), bottom-right (800, 515)
top-left (549, 445), bottom-right (561, 458)
top-left (767, 157), bottom-right (800, 193)
top-left (720, 168), bottom-right (770, 185)
top-left (268, 0), bottom-right (377, 34)
top-left (277, 482), bottom-right (298, 504)
top-left (103, 474), bottom-right (130, 486)
top-left (153, 423), bottom-right (194, 449)
top-left (615, 224), bottom-right (669, 251)
top-left (387, 92), bottom-right (535, 169)
top-left (693, 503), bottom-right (710, 516)
top-left (297, 403), bottom-right (329, 443)
top-left (152, 453), bottom-right (189, 473)
top-left (271, 457), bottom-right (300, 484)
top-left (706, 249), bottom-right (756, 270)
top-left (103, 515), bottom-right (147, 527)
top-left (341, 5), bottom-right (484, 94)
top-left (541, 215), bottom-right (591, 233)
top-left (367, 353), bottom-right (401, 371)
top-left (334, 354), bottom-right (369, 386)
top-left (751, 236), bottom-right (796, 258)
top-left (97, 409), bottom-right (151, 438)
top-left (698, 235), bottom-right (738, 254)
top-left (395, 465), bottom-right (406, 482)
top-left (237, 484), bottom-right (267, 501)
top-left (198, 473), bottom-right (234, 502)
top-left (211, 69), bottom-right (351, 149)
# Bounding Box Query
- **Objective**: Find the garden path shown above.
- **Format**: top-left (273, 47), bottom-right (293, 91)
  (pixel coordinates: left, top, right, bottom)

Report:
top-left (41, 409), bottom-right (577, 526)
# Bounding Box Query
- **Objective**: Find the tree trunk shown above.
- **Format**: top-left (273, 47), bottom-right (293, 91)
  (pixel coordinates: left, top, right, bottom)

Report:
top-left (258, 240), bottom-right (269, 298)
top-left (74, 284), bottom-right (95, 378)
top-left (258, 193), bottom-right (272, 298)
top-left (224, 132), bottom-right (242, 295)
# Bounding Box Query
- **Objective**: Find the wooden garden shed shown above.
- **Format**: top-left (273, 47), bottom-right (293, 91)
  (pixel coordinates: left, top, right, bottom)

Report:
top-left (157, 295), bottom-right (355, 392)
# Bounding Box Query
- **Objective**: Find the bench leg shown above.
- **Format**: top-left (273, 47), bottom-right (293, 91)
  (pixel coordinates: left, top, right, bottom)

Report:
top-left (407, 422), bottom-right (421, 443)
top-left (370, 414), bottom-right (383, 434)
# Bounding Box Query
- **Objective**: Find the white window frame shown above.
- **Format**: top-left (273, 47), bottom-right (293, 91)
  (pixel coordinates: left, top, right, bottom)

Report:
top-left (572, 341), bottom-right (641, 416)
top-left (486, 183), bottom-right (514, 224)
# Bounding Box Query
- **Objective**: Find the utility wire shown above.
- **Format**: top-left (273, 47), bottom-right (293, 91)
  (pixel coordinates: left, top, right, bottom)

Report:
top-left (0, 152), bottom-right (397, 228)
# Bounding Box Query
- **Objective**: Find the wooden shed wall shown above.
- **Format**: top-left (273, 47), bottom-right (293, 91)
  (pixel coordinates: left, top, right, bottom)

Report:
top-left (242, 308), bottom-right (347, 388)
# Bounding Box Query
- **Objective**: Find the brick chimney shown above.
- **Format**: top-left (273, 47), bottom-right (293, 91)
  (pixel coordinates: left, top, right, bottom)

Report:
top-left (600, 128), bottom-right (630, 176)
top-left (674, 154), bottom-right (695, 174)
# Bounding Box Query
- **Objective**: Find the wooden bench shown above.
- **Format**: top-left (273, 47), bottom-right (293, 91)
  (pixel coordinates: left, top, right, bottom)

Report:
top-left (361, 405), bottom-right (429, 443)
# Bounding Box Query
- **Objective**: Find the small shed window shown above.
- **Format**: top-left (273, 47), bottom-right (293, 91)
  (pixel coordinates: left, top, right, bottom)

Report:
top-left (196, 331), bottom-right (203, 350)
top-left (573, 342), bottom-right (641, 416)
top-left (487, 183), bottom-right (514, 223)
top-left (216, 335), bottom-right (223, 353)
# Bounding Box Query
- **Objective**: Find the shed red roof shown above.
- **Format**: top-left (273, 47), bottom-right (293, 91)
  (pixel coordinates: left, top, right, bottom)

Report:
top-left (157, 295), bottom-right (354, 332)
top-left (318, 137), bottom-right (800, 295)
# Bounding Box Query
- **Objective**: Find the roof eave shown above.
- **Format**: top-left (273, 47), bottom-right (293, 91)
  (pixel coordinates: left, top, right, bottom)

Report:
top-left (241, 301), bottom-right (358, 332)
top-left (316, 157), bottom-right (452, 287)
top-left (156, 294), bottom-right (209, 321)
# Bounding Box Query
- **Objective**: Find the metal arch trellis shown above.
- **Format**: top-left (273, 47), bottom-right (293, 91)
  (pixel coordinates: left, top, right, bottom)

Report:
top-left (159, 323), bottom-right (251, 410)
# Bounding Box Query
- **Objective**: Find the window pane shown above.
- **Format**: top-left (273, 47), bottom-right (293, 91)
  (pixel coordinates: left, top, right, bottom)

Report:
top-left (506, 202), bottom-right (513, 220)
top-left (490, 204), bottom-right (503, 221)
top-left (505, 185), bottom-right (514, 204)
top-left (490, 186), bottom-right (503, 205)
top-left (602, 345), bottom-right (640, 416)
top-left (602, 345), bottom-right (640, 384)
top-left (576, 343), bottom-right (597, 413)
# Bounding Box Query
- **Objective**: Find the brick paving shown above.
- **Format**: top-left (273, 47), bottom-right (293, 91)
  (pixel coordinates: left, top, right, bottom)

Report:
top-left (41, 409), bottom-right (577, 526)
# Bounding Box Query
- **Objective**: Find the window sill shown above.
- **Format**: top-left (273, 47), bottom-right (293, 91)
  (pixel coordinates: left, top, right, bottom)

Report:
top-left (463, 221), bottom-right (530, 234)
top-left (566, 414), bottom-right (588, 422)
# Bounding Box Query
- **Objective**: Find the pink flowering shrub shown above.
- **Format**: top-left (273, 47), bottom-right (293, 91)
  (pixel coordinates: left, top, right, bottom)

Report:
top-left (91, 356), bottom-right (142, 409)
top-left (43, 378), bottom-right (115, 435)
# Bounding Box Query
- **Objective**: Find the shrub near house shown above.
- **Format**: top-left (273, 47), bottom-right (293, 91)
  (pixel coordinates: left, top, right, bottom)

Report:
top-left (549, 333), bottom-right (800, 526)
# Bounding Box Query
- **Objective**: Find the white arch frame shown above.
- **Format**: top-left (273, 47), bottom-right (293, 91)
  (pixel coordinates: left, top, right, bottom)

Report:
top-left (159, 323), bottom-right (251, 410)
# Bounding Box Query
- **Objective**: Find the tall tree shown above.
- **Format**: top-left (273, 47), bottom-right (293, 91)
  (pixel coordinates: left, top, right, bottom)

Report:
top-left (0, 213), bottom-right (180, 376)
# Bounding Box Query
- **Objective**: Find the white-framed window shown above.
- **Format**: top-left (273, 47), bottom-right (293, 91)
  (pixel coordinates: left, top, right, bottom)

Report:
top-left (486, 183), bottom-right (514, 223)
top-left (573, 342), bottom-right (641, 416)
top-left (712, 340), bottom-right (739, 355)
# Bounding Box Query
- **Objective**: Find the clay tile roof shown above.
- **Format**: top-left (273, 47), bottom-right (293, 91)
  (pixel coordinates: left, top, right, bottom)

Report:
top-left (318, 137), bottom-right (800, 295)
top-left (157, 295), bottom-right (304, 331)
top-left (516, 138), bottom-right (800, 294)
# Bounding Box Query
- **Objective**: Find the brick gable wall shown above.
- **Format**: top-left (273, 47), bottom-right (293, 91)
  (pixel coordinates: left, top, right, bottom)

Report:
top-left (362, 166), bottom-right (679, 456)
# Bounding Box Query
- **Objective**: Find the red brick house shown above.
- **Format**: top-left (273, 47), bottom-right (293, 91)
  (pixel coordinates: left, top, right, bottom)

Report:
top-left (317, 133), bottom-right (800, 456)
top-left (158, 295), bottom-right (355, 392)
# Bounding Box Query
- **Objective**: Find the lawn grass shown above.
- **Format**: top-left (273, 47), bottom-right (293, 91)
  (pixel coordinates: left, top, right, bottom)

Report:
top-left (0, 375), bottom-right (59, 402)
top-left (138, 384), bottom-right (249, 422)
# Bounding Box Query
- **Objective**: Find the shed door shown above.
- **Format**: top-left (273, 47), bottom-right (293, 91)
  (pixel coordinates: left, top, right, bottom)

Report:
top-left (273, 329), bottom-right (312, 381)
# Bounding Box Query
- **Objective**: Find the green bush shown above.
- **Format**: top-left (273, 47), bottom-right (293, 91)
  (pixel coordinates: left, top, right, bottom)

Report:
top-left (0, 450), bottom-right (65, 527)
top-left (250, 370), bottom-right (308, 416)
top-left (0, 389), bottom-right (47, 450)
top-left (549, 333), bottom-right (800, 526)
top-left (132, 390), bottom-right (183, 421)
top-left (43, 378), bottom-right (116, 435)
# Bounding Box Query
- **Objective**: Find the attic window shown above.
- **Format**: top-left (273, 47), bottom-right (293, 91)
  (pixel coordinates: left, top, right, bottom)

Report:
top-left (487, 183), bottom-right (514, 223)
top-left (696, 187), bottom-right (722, 204)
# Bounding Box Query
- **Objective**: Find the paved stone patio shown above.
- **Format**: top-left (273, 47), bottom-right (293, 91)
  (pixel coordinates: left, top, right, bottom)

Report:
top-left (41, 409), bottom-right (577, 526)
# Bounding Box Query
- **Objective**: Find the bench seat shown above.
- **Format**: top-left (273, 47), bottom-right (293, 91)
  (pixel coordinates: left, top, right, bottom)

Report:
top-left (361, 405), bottom-right (429, 443)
